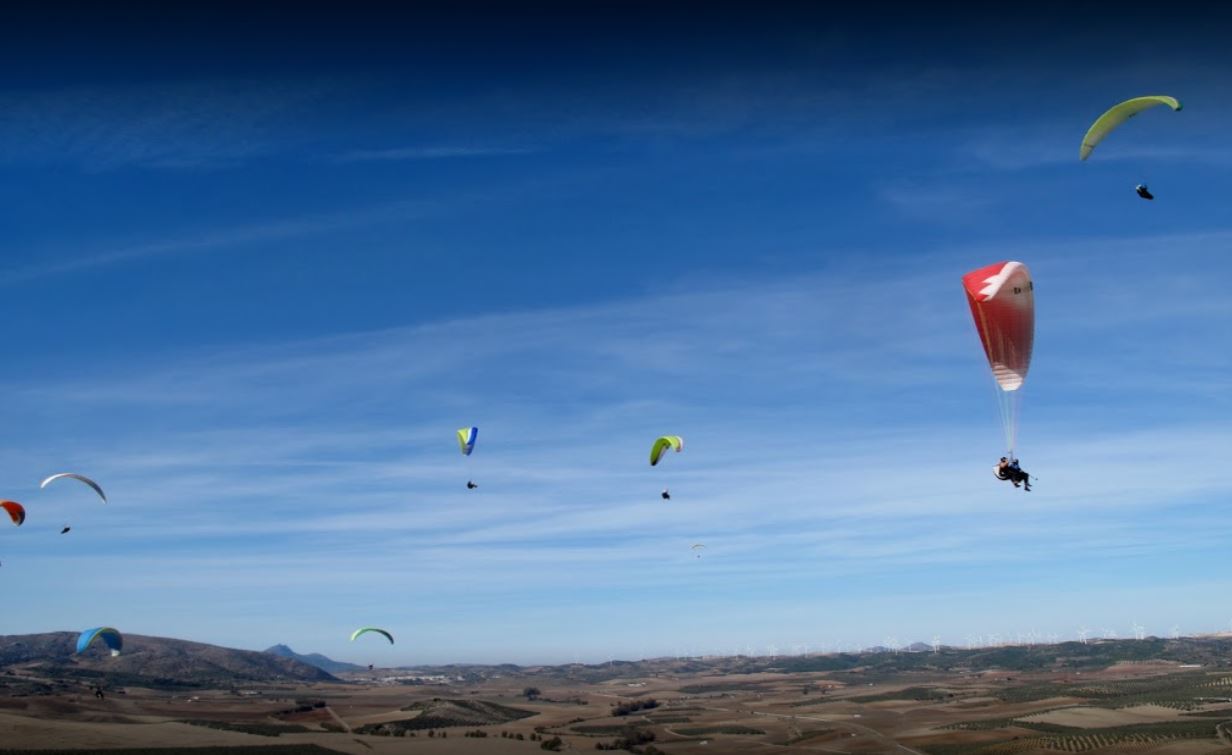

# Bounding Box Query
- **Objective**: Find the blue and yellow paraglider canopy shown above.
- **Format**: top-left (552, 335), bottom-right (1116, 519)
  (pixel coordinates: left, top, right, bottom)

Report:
top-left (76, 626), bottom-right (123, 656)
top-left (457, 427), bottom-right (478, 456)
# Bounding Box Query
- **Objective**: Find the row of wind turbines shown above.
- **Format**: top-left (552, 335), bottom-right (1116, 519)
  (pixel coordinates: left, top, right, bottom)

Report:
top-left (648, 619), bottom-right (1232, 662)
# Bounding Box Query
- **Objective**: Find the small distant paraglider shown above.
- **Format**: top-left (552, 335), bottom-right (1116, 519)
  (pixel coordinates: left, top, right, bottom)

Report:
top-left (1081, 95), bottom-right (1181, 199)
top-left (41, 473), bottom-right (106, 534)
top-left (457, 426), bottom-right (478, 489)
top-left (650, 436), bottom-right (684, 500)
top-left (352, 627), bottom-right (393, 669)
top-left (76, 627), bottom-right (123, 657)
top-left (691, 544), bottom-right (705, 558)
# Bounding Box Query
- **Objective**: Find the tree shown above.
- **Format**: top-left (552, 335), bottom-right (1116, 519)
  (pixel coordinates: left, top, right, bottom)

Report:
top-left (523, 686), bottom-right (542, 700)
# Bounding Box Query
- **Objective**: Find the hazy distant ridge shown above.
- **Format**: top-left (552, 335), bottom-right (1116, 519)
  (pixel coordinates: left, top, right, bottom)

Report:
top-left (263, 643), bottom-right (365, 674)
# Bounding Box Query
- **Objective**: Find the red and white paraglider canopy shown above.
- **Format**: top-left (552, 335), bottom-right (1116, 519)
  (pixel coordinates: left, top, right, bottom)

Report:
top-left (963, 261), bottom-right (1034, 455)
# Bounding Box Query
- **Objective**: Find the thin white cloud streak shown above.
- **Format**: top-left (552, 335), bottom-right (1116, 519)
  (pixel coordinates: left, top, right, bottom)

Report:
top-left (0, 199), bottom-right (434, 285)
top-left (12, 491), bottom-right (1227, 595)
top-left (2, 53), bottom-right (1226, 183)
top-left (334, 145), bottom-right (537, 162)
top-left (0, 79), bottom-right (337, 169)
top-left (878, 181), bottom-right (997, 224)
top-left (960, 123), bottom-right (1232, 171)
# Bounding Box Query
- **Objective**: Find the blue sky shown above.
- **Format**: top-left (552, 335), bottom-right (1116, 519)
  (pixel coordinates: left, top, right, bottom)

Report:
top-left (1, 4), bottom-right (1230, 664)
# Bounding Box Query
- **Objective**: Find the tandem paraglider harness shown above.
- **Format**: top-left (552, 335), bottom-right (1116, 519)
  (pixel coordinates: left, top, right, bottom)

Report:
top-left (994, 459), bottom-right (1031, 491)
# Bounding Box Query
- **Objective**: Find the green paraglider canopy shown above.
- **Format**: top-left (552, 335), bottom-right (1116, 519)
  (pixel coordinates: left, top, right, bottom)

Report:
top-left (649, 436), bottom-right (684, 466)
top-left (1080, 96), bottom-right (1182, 160)
top-left (350, 627), bottom-right (394, 644)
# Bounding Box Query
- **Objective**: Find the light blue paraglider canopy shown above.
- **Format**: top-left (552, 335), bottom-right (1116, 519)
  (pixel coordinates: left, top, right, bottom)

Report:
top-left (76, 627), bottom-right (123, 656)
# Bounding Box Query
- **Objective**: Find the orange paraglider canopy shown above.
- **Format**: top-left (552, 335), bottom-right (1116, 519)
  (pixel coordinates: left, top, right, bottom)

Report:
top-left (1, 501), bottom-right (26, 526)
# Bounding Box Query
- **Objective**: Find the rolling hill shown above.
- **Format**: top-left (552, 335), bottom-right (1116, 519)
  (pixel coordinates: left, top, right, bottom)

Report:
top-left (0, 632), bottom-right (338, 690)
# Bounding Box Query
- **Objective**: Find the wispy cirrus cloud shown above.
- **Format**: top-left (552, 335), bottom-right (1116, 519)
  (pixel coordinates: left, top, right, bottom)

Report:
top-left (0, 79), bottom-right (340, 170)
top-left (0, 198), bottom-right (434, 285)
top-left (878, 180), bottom-right (999, 223)
top-left (333, 145), bottom-right (538, 163)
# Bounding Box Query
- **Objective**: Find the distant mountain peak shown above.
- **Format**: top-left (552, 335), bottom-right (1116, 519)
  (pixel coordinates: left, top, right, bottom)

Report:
top-left (263, 644), bottom-right (364, 674)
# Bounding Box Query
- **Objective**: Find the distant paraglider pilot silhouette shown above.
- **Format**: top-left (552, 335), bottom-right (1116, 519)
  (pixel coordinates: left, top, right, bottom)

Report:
top-left (1136, 184), bottom-right (1154, 200)
top-left (466, 481), bottom-right (477, 490)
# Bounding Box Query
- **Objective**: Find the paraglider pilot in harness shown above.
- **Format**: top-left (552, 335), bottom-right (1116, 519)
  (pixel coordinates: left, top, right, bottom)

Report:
top-left (996, 457), bottom-right (1031, 491)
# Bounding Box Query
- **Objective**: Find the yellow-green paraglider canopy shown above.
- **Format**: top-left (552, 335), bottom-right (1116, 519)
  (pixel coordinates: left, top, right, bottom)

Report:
top-left (1080, 96), bottom-right (1181, 160)
top-left (649, 436), bottom-right (684, 466)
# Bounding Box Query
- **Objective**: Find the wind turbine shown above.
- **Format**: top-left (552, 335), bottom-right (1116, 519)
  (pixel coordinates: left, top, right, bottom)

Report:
top-left (1077, 626), bottom-right (1090, 644)
top-left (931, 635), bottom-right (942, 654)
top-left (1131, 621), bottom-right (1145, 641)
top-left (1170, 624), bottom-right (1181, 640)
